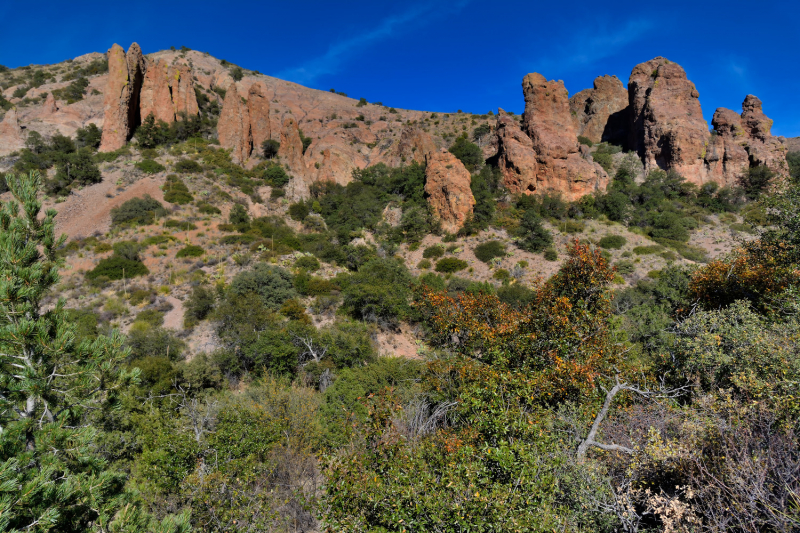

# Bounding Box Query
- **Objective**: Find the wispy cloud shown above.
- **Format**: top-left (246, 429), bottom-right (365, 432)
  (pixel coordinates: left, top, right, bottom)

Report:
top-left (276, 1), bottom-right (470, 84)
top-left (526, 18), bottom-right (656, 76)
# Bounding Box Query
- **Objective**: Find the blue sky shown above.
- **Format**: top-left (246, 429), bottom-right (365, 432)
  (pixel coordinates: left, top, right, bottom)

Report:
top-left (2, 0), bottom-right (798, 136)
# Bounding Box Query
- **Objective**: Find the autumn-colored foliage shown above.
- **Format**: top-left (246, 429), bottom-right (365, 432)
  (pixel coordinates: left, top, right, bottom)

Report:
top-left (415, 240), bottom-right (618, 403)
top-left (689, 240), bottom-right (799, 314)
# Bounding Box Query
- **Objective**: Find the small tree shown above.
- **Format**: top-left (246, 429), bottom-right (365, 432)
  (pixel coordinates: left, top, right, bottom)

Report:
top-left (518, 209), bottom-right (552, 252)
top-left (262, 138), bottom-right (280, 159)
top-left (0, 171), bottom-right (189, 532)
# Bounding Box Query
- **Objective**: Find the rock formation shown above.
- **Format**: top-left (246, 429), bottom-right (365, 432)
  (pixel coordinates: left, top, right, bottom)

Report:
top-left (522, 73), bottom-right (578, 159)
top-left (628, 57), bottom-right (709, 184)
top-left (139, 59), bottom-right (174, 123)
top-left (217, 83), bottom-right (251, 163)
top-left (495, 115), bottom-right (538, 194)
top-left (41, 93), bottom-right (58, 116)
top-left (0, 109), bottom-right (25, 153)
top-left (569, 75), bottom-right (629, 145)
top-left (278, 117), bottom-right (305, 176)
top-left (424, 149), bottom-right (475, 233)
top-left (140, 60), bottom-right (200, 124)
top-left (376, 127), bottom-right (437, 167)
top-left (518, 73), bottom-right (609, 200)
top-left (171, 64), bottom-right (199, 118)
top-left (216, 82), bottom-right (270, 164)
top-left (99, 43), bottom-right (146, 152)
top-left (247, 82), bottom-right (271, 153)
top-left (705, 95), bottom-right (788, 184)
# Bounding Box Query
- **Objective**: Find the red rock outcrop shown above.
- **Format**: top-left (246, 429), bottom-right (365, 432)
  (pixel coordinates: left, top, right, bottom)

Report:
top-left (139, 59), bottom-right (174, 123)
top-left (217, 83), bottom-right (251, 163)
top-left (522, 73), bottom-right (578, 159)
top-left (140, 60), bottom-right (200, 124)
top-left (171, 64), bottom-right (199, 118)
top-left (704, 108), bottom-right (749, 186)
top-left (705, 96), bottom-right (788, 183)
top-left (41, 93), bottom-right (58, 117)
top-left (0, 109), bottom-right (25, 153)
top-left (375, 127), bottom-right (437, 167)
top-left (247, 82), bottom-right (270, 153)
top-left (278, 117), bottom-right (305, 177)
top-left (99, 43), bottom-right (146, 152)
top-left (496, 115), bottom-right (538, 194)
top-left (424, 149), bottom-right (475, 233)
top-left (628, 57), bottom-right (709, 184)
top-left (569, 75), bottom-right (629, 145)
top-left (520, 73), bottom-right (609, 200)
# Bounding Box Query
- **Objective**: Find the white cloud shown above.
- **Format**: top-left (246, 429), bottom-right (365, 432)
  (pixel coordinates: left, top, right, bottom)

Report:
top-left (276, 1), bottom-right (470, 84)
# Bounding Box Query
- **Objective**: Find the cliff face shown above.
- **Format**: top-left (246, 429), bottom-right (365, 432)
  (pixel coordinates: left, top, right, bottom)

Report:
top-left (424, 150), bottom-right (475, 234)
top-left (1, 46), bottom-right (793, 202)
top-left (569, 75), bottom-right (629, 145)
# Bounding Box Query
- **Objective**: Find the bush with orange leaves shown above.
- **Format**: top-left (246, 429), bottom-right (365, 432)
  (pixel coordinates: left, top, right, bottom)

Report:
top-left (414, 239), bottom-right (620, 404)
top-left (689, 185), bottom-right (800, 314)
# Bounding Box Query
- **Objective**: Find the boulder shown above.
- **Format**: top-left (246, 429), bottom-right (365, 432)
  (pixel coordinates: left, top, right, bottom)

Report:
top-left (99, 43), bottom-right (146, 152)
top-left (495, 114), bottom-right (538, 194)
top-left (628, 57), bottom-right (709, 184)
top-left (0, 108), bottom-right (25, 154)
top-left (139, 59), bottom-right (174, 123)
top-left (424, 149), bottom-right (475, 234)
top-left (569, 75), bottom-right (629, 145)
top-left (247, 82), bottom-right (271, 153)
top-left (217, 83), bottom-right (251, 164)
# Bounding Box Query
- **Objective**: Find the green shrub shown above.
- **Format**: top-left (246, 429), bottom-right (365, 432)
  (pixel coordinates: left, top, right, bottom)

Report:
top-left (518, 209), bottom-right (552, 252)
top-left (164, 219), bottom-right (196, 231)
top-left (448, 135), bottom-right (484, 172)
top-left (176, 245), bottom-right (204, 258)
top-left (228, 263), bottom-right (296, 310)
top-left (184, 285), bottom-right (215, 327)
top-left (111, 195), bottom-right (165, 227)
top-left (593, 152), bottom-right (614, 173)
top-left (340, 258), bottom-right (412, 325)
top-left (543, 248), bottom-right (558, 261)
top-left (615, 260), bottom-right (636, 274)
top-left (135, 309), bottom-right (165, 327)
top-left (422, 244), bottom-right (445, 260)
top-left (262, 139), bottom-right (280, 159)
top-left (135, 159), bottom-right (166, 174)
top-left (289, 201), bottom-right (310, 221)
top-left (295, 255), bottom-right (321, 271)
top-left (598, 235), bottom-right (627, 249)
top-left (86, 256), bottom-right (148, 280)
top-left (740, 165), bottom-right (775, 200)
top-left (220, 234), bottom-right (258, 245)
top-left (473, 240), bottom-right (505, 263)
top-left (435, 257), bottom-right (468, 273)
top-left (563, 220), bottom-right (585, 234)
top-left (492, 269), bottom-right (511, 282)
top-left (163, 175), bottom-right (194, 204)
top-left (197, 201), bottom-right (221, 215)
top-left (633, 245), bottom-right (663, 255)
top-left (577, 135), bottom-right (593, 147)
top-left (174, 159), bottom-right (203, 173)
top-left (417, 259), bottom-right (432, 269)
top-left (229, 203), bottom-right (249, 225)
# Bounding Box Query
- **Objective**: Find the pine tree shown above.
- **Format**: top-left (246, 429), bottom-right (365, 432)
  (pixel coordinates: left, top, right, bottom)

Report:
top-left (0, 171), bottom-right (189, 532)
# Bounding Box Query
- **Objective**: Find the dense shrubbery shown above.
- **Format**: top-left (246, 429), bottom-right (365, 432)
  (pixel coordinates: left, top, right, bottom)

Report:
top-left (176, 244), bottom-right (204, 258)
top-left (111, 195), bottom-right (166, 227)
top-left (434, 257), bottom-right (468, 273)
top-left (162, 174), bottom-right (194, 204)
top-left (473, 240), bottom-right (505, 262)
top-left (598, 234), bottom-right (626, 249)
top-left (87, 255), bottom-right (149, 280)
